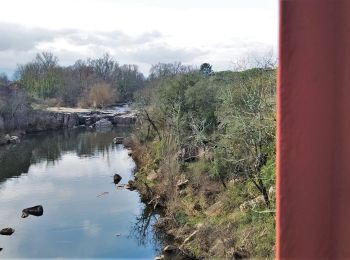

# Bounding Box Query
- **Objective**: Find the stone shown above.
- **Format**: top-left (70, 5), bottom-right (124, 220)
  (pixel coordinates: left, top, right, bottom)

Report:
top-left (113, 137), bottom-right (124, 144)
top-left (5, 134), bottom-right (11, 143)
top-left (195, 222), bottom-right (204, 229)
top-left (113, 174), bottom-right (122, 184)
top-left (179, 190), bottom-right (187, 196)
top-left (113, 114), bottom-right (136, 125)
top-left (0, 134), bottom-right (11, 145)
top-left (233, 248), bottom-right (249, 259)
top-left (125, 180), bottom-right (136, 191)
top-left (205, 201), bottom-right (223, 217)
top-left (177, 179), bottom-right (189, 189)
top-left (9, 136), bottom-right (20, 144)
top-left (163, 245), bottom-right (177, 254)
top-left (22, 205), bottom-right (44, 218)
top-left (93, 118), bottom-right (112, 129)
top-left (0, 228), bottom-right (15, 236)
top-left (146, 170), bottom-right (158, 181)
top-left (182, 230), bottom-right (198, 245)
top-left (66, 113), bottom-right (80, 128)
top-left (209, 239), bottom-right (226, 256)
top-left (269, 186), bottom-right (276, 197)
top-left (239, 195), bottom-right (265, 212)
top-left (154, 217), bottom-right (171, 229)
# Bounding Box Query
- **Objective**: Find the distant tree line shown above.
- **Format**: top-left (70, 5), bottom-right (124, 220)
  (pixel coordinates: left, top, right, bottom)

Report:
top-left (14, 52), bottom-right (145, 107)
top-left (1, 51), bottom-right (217, 109)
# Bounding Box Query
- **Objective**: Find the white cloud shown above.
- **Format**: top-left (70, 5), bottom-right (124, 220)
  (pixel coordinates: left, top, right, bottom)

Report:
top-left (0, 0), bottom-right (278, 76)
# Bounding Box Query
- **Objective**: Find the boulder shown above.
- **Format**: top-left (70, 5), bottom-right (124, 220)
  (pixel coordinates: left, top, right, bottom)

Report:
top-left (113, 137), bottom-right (124, 144)
top-left (179, 190), bottom-right (187, 197)
top-left (269, 186), bottom-right (276, 197)
top-left (9, 136), bottom-right (20, 144)
top-left (209, 239), bottom-right (226, 256)
top-left (239, 195), bottom-right (265, 212)
top-left (154, 217), bottom-right (172, 230)
top-left (125, 180), bottom-right (136, 191)
top-left (113, 115), bottom-right (136, 125)
top-left (182, 230), bottom-right (198, 245)
top-left (233, 248), bottom-right (249, 259)
top-left (0, 228), bottom-right (15, 236)
top-left (93, 118), bottom-right (113, 129)
top-left (22, 205), bottom-right (44, 218)
top-left (163, 245), bottom-right (177, 254)
top-left (146, 170), bottom-right (158, 181)
top-left (177, 179), bottom-right (189, 190)
top-left (0, 134), bottom-right (11, 145)
top-left (205, 201), bottom-right (223, 217)
top-left (67, 113), bottom-right (80, 128)
top-left (113, 174), bottom-right (122, 184)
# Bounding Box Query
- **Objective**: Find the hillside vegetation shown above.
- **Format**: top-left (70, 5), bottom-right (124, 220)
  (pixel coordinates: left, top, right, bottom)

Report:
top-left (130, 63), bottom-right (276, 259)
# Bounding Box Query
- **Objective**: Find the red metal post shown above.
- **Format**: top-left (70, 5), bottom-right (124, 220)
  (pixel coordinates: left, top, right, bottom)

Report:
top-left (277, 0), bottom-right (350, 258)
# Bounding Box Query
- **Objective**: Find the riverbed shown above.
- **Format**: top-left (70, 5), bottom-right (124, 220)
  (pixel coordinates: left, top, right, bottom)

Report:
top-left (0, 127), bottom-right (162, 258)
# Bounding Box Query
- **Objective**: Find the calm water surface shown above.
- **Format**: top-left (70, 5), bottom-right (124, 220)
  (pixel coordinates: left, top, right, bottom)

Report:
top-left (0, 128), bottom-right (162, 258)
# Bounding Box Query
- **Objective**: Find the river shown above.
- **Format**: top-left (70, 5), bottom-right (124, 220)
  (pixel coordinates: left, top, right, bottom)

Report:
top-left (0, 127), bottom-right (163, 258)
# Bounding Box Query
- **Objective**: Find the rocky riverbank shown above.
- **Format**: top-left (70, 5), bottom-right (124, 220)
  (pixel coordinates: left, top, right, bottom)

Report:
top-left (124, 136), bottom-right (276, 260)
top-left (0, 106), bottom-right (137, 146)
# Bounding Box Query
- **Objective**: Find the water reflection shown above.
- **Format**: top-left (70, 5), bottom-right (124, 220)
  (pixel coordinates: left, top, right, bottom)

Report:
top-left (129, 204), bottom-right (171, 258)
top-left (0, 127), bottom-right (159, 258)
top-left (0, 128), bottom-right (133, 182)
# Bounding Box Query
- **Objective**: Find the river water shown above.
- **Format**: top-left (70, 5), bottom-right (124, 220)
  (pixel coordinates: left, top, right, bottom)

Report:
top-left (0, 127), bottom-right (162, 258)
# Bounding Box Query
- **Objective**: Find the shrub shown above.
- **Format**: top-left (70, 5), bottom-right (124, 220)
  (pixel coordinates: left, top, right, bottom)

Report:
top-left (87, 82), bottom-right (118, 108)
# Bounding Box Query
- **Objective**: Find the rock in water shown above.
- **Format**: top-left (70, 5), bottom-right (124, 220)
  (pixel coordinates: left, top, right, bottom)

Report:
top-left (96, 192), bottom-right (109, 197)
top-left (113, 137), bottom-right (124, 144)
top-left (125, 180), bottom-right (136, 191)
top-left (93, 118), bottom-right (112, 129)
top-left (0, 134), bottom-right (11, 145)
top-left (0, 228), bottom-right (15, 236)
top-left (22, 205), bottom-right (44, 218)
top-left (113, 174), bottom-right (122, 184)
top-left (9, 136), bottom-right (20, 144)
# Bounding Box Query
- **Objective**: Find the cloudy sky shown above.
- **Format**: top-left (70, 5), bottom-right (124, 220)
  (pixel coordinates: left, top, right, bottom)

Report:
top-left (0, 0), bottom-right (278, 77)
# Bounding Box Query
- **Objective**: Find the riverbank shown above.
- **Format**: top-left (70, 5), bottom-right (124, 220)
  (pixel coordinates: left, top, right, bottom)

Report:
top-left (0, 105), bottom-right (137, 146)
top-left (126, 136), bottom-right (276, 259)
